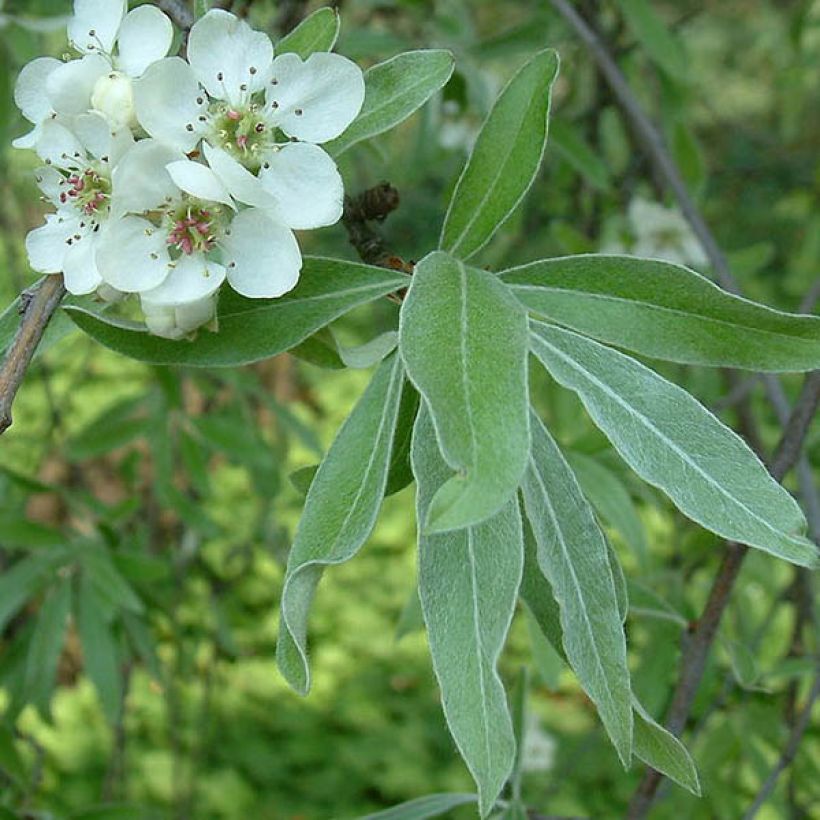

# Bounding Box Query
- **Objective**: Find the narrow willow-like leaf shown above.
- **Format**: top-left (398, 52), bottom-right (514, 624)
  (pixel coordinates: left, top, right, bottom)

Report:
top-left (412, 407), bottom-right (521, 817)
top-left (277, 353), bottom-right (405, 694)
top-left (520, 413), bottom-right (633, 765)
top-left (339, 330), bottom-right (399, 369)
top-left (0, 553), bottom-right (64, 632)
top-left (616, 0), bottom-right (687, 80)
top-left (385, 380), bottom-right (420, 497)
top-left (500, 255), bottom-right (820, 371)
top-left (440, 48), bottom-right (559, 260)
top-left (326, 50), bottom-right (455, 157)
top-left (359, 793), bottom-right (477, 820)
top-left (633, 699), bottom-right (701, 795)
top-left (24, 577), bottom-right (71, 714)
top-left (275, 7), bottom-right (340, 58)
top-left (567, 451), bottom-right (649, 566)
top-left (399, 251), bottom-right (530, 533)
top-left (530, 321), bottom-right (817, 568)
top-left (521, 561), bottom-right (699, 793)
top-left (66, 258), bottom-right (408, 367)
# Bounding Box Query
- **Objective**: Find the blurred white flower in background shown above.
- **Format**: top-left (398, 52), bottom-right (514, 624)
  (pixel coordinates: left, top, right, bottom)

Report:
top-left (520, 712), bottom-right (556, 774)
top-left (602, 197), bottom-right (709, 268)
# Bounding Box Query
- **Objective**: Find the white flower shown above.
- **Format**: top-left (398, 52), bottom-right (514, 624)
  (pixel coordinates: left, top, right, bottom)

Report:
top-left (628, 198), bottom-right (708, 268)
top-left (25, 113), bottom-right (132, 295)
top-left (13, 0), bottom-right (173, 142)
top-left (97, 140), bottom-right (301, 301)
top-left (142, 292), bottom-right (218, 340)
top-left (133, 10), bottom-right (364, 230)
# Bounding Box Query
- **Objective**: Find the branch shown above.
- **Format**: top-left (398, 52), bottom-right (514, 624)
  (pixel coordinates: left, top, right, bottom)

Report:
top-left (157, 0), bottom-right (194, 31)
top-left (0, 275), bottom-right (66, 436)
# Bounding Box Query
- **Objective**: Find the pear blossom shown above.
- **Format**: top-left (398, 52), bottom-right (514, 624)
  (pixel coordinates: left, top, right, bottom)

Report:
top-left (133, 10), bottom-right (364, 231)
top-left (96, 140), bottom-right (301, 306)
top-left (14, 0), bottom-right (173, 145)
top-left (25, 113), bottom-right (132, 295)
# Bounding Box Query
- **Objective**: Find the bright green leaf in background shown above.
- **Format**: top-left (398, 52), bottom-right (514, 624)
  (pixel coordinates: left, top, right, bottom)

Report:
top-left (501, 255), bottom-right (820, 371)
top-left (440, 48), bottom-right (559, 260)
top-left (399, 252), bottom-right (530, 533)
top-left (275, 7), bottom-right (340, 58)
top-left (616, 0), bottom-right (688, 80)
top-left (412, 408), bottom-right (522, 817)
top-left (326, 50), bottom-right (455, 156)
top-left (521, 413), bottom-right (633, 765)
top-left (65, 258), bottom-right (407, 367)
top-left (549, 118), bottom-right (612, 191)
top-left (529, 321), bottom-right (818, 568)
top-left (277, 354), bottom-right (405, 694)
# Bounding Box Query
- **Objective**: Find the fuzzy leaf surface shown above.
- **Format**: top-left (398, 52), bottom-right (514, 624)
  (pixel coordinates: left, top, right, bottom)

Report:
top-left (277, 353), bottom-right (405, 694)
top-left (440, 48), bottom-right (559, 259)
top-left (399, 251), bottom-right (529, 532)
top-left (530, 321), bottom-right (817, 567)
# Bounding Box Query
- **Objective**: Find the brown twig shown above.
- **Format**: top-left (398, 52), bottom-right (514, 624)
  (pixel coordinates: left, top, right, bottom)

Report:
top-left (0, 275), bottom-right (66, 436)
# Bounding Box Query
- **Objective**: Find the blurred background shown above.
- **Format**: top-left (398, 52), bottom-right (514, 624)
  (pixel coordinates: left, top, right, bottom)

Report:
top-left (0, 1), bottom-right (819, 818)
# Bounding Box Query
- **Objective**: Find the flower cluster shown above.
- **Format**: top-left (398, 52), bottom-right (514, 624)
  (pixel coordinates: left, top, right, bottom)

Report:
top-left (16, 0), bottom-right (365, 339)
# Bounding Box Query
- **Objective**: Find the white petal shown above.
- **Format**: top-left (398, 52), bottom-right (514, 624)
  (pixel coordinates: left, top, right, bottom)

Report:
top-left (71, 111), bottom-right (113, 159)
top-left (266, 52), bottom-right (364, 144)
top-left (116, 6), bottom-right (173, 78)
top-left (175, 296), bottom-right (217, 332)
top-left (34, 166), bottom-right (66, 205)
top-left (202, 143), bottom-right (279, 211)
top-left (166, 160), bottom-right (234, 208)
top-left (47, 54), bottom-right (110, 117)
top-left (13, 124), bottom-right (43, 150)
top-left (96, 215), bottom-right (171, 292)
top-left (110, 139), bottom-right (183, 215)
top-left (258, 142), bottom-right (343, 229)
top-left (26, 213), bottom-right (78, 273)
top-left (68, 0), bottom-right (127, 54)
top-left (141, 254), bottom-right (225, 307)
top-left (35, 120), bottom-right (85, 167)
top-left (221, 208), bottom-right (301, 298)
top-left (188, 9), bottom-right (273, 105)
top-left (62, 232), bottom-right (102, 294)
top-left (133, 58), bottom-right (208, 153)
top-left (142, 294), bottom-right (216, 339)
top-left (14, 57), bottom-right (60, 123)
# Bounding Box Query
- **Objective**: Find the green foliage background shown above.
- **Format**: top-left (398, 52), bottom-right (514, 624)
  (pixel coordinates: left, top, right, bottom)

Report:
top-left (0, 0), bottom-right (819, 818)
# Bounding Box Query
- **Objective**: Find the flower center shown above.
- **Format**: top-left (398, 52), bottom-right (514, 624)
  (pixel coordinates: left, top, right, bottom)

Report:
top-left (60, 168), bottom-right (111, 216)
top-left (209, 103), bottom-right (275, 171)
top-left (165, 202), bottom-right (220, 256)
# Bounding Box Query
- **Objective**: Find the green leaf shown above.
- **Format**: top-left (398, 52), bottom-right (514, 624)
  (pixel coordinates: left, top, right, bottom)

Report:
top-left (385, 380), bottom-right (420, 497)
top-left (616, 0), bottom-right (687, 80)
top-left (0, 515), bottom-right (64, 550)
top-left (549, 119), bottom-right (611, 190)
top-left (501, 255), bottom-right (820, 372)
top-left (399, 252), bottom-right (530, 533)
top-left (275, 7), bottom-right (340, 58)
top-left (339, 330), bottom-right (399, 369)
top-left (358, 793), bottom-right (477, 820)
top-left (277, 353), bottom-right (405, 694)
top-left (633, 698), bottom-right (701, 795)
top-left (440, 48), bottom-right (559, 260)
top-left (395, 587), bottom-right (424, 641)
top-left (0, 723), bottom-right (26, 787)
top-left (290, 328), bottom-right (345, 370)
top-left (0, 553), bottom-right (65, 632)
top-left (566, 451), bottom-right (649, 566)
top-left (530, 321), bottom-right (817, 568)
top-left (65, 258), bottom-right (407, 366)
top-left (24, 577), bottom-right (72, 714)
top-left (524, 607), bottom-right (563, 690)
top-left (326, 50), bottom-right (455, 157)
top-left (77, 578), bottom-right (122, 724)
top-left (412, 407), bottom-right (521, 817)
top-left (289, 464), bottom-right (318, 497)
top-left (520, 413), bottom-right (632, 765)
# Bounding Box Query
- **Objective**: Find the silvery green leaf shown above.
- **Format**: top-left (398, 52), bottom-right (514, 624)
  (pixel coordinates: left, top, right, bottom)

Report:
top-left (521, 413), bottom-right (633, 765)
top-left (66, 258), bottom-right (407, 367)
top-left (358, 793), bottom-right (477, 820)
top-left (277, 353), bottom-right (405, 694)
top-left (633, 698), bottom-right (701, 796)
top-left (399, 252), bottom-right (529, 533)
top-left (339, 330), bottom-right (399, 369)
top-left (326, 50), bottom-right (455, 156)
top-left (276, 7), bottom-right (340, 58)
top-left (440, 48), bottom-right (559, 260)
top-left (412, 407), bottom-right (522, 817)
top-left (501, 255), bottom-right (820, 371)
top-left (529, 320), bottom-right (818, 568)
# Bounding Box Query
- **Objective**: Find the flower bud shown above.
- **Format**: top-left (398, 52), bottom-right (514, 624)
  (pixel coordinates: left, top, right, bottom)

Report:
top-left (142, 294), bottom-right (218, 340)
top-left (91, 71), bottom-right (136, 132)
